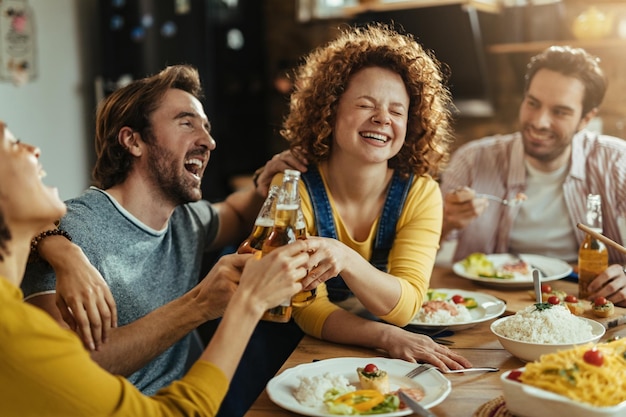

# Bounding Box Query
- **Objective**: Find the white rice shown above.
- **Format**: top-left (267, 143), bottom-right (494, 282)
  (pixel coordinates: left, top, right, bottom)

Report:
top-left (493, 304), bottom-right (594, 343)
top-left (293, 372), bottom-right (355, 407)
top-left (414, 301), bottom-right (473, 324)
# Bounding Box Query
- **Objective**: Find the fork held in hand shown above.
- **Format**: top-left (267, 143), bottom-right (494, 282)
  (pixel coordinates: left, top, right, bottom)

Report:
top-left (475, 193), bottom-right (525, 206)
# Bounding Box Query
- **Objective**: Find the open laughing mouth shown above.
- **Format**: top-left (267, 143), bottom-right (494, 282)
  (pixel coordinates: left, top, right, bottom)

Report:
top-left (184, 157), bottom-right (204, 181)
top-left (360, 131), bottom-right (389, 143)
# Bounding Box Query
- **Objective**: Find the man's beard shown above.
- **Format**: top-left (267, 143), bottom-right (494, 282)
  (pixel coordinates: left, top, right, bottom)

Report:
top-left (521, 129), bottom-right (571, 164)
top-left (146, 143), bottom-right (201, 206)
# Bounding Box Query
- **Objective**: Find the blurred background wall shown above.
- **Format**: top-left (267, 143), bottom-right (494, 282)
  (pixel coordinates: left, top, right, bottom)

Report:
top-left (1, 0), bottom-right (624, 202)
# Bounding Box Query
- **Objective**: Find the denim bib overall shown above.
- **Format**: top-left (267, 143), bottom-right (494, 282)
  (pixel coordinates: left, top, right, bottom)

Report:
top-left (302, 166), bottom-right (414, 301)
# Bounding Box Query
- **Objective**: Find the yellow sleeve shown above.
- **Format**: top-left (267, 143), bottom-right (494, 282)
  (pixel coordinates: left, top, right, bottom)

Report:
top-left (292, 282), bottom-right (341, 338)
top-left (0, 278), bottom-right (228, 417)
top-left (380, 176), bottom-right (441, 325)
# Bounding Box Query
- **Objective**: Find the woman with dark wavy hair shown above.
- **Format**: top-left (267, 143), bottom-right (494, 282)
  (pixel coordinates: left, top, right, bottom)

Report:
top-left (271, 23), bottom-right (470, 369)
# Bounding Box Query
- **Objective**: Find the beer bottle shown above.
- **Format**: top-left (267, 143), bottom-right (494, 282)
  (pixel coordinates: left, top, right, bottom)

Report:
top-left (291, 201), bottom-right (317, 307)
top-left (261, 169), bottom-right (301, 322)
top-left (236, 185), bottom-right (279, 254)
top-left (578, 194), bottom-right (608, 299)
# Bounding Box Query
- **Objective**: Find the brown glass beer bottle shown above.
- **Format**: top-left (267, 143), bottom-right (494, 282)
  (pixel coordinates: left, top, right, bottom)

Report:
top-left (236, 185), bottom-right (279, 254)
top-left (261, 169), bottom-right (301, 322)
top-left (578, 194), bottom-right (608, 299)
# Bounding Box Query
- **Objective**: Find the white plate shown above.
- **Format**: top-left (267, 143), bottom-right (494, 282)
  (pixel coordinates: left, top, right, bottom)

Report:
top-left (453, 253), bottom-right (573, 289)
top-left (408, 288), bottom-right (506, 330)
top-left (266, 357), bottom-right (451, 417)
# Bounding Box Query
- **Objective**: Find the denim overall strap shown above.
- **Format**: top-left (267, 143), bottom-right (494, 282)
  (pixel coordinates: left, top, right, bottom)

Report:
top-left (301, 166), bottom-right (339, 240)
top-left (370, 172), bottom-right (414, 271)
top-left (302, 167), bottom-right (413, 302)
top-left (302, 167), bottom-right (348, 301)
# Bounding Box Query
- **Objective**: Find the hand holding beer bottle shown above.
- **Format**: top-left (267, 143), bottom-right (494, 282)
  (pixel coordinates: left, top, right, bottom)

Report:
top-left (261, 169), bottom-right (307, 322)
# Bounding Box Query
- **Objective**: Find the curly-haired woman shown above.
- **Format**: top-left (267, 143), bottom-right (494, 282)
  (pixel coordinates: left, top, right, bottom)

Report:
top-left (273, 23), bottom-right (470, 368)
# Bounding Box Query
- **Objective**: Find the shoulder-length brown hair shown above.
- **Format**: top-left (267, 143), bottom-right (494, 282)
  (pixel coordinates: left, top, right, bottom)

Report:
top-left (281, 23), bottom-right (453, 178)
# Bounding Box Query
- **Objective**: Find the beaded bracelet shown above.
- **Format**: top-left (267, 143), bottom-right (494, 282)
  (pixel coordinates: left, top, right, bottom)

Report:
top-left (29, 229), bottom-right (72, 263)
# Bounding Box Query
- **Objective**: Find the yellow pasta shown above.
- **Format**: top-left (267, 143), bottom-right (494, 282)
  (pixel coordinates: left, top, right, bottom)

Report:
top-left (520, 338), bottom-right (626, 407)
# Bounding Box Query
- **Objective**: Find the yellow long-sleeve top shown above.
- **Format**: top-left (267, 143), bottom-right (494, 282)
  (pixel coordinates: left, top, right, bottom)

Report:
top-left (289, 168), bottom-right (442, 337)
top-left (0, 276), bottom-right (228, 417)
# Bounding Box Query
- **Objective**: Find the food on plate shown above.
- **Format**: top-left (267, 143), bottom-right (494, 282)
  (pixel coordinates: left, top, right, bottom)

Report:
top-left (426, 289), bottom-right (478, 309)
top-left (357, 363), bottom-right (390, 394)
top-left (397, 387), bottom-right (425, 404)
top-left (500, 259), bottom-right (529, 275)
top-left (415, 300), bottom-right (472, 324)
top-left (492, 303), bottom-right (594, 343)
top-left (509, 338), bottom-right (626, 407)
top-left (293, 364), bottom-right (404, 414)
top-left (563, 294), bottom-right (587, 316)
top-left (294, 372), bottom-right (355, 407)
top-left (461, 252), bottom-right (532, 279)
top-left (412, 289), bottom-right (477, 324)
top-left (414, 290), bottom-right (474, 325)
top-left (461, 253), bottom-right (508, 278)
top-left (591, 296), bottom-right (614, 318)
top-left (325, 389), bottom-right (400, 415)
top-left (526, 284), bottom-right (568, 303)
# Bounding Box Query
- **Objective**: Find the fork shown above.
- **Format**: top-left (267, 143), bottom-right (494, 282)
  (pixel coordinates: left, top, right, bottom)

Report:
top-left (475, 193), bottom-right (524, 206)
top-left (405, 364), bottom-right (430, 379)
top-left (405, 363), bottom-right (498, 378)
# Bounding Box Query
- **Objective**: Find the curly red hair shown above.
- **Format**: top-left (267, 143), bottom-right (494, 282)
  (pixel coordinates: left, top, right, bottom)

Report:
top-left (281, 23), bottom-right (453, 178)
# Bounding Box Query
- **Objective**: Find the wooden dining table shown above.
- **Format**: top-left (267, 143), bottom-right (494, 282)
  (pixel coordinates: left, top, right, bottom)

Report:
top-left (244, 266), bottom-right (626, 417)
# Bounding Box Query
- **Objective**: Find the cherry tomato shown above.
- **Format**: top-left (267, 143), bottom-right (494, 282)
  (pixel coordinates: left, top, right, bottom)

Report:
top-left (363, 363), bottom-right (378, 373)
top-left (541, 283), bottom-right (552, 293)
top-left (594, 296), bottom-right (608, 307)
top-left (583, 348), bottom-right (604, 366)
top-left (547, 295), bottom-right (560, 305)
top-left (564, 295), bottom-right (578, 303)
top-left (506, 370), bottom-right (523, 382)
top-left (451, 294), bottom-right (465, 304)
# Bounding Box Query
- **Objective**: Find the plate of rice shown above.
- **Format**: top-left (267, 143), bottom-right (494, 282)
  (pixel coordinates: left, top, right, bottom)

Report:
top-left (408, 288), bottom-right (506, 330)
top-left (490, 303), bottom-right (605, 362)
top-left (267, 357), bottom-right (451, 416)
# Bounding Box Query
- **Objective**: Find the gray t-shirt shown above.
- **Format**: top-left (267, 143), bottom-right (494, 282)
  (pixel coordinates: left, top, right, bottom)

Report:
top-left (22, 187), bottom-right (219, 395)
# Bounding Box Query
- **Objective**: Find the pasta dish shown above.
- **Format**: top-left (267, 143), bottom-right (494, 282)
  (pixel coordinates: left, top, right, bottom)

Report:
top-left (520, 338), bottom-right (626, 407)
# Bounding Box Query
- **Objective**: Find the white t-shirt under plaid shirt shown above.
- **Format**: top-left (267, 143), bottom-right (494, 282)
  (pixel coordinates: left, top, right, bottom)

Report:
top-left (440, 130), bottom-right (626, 265)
